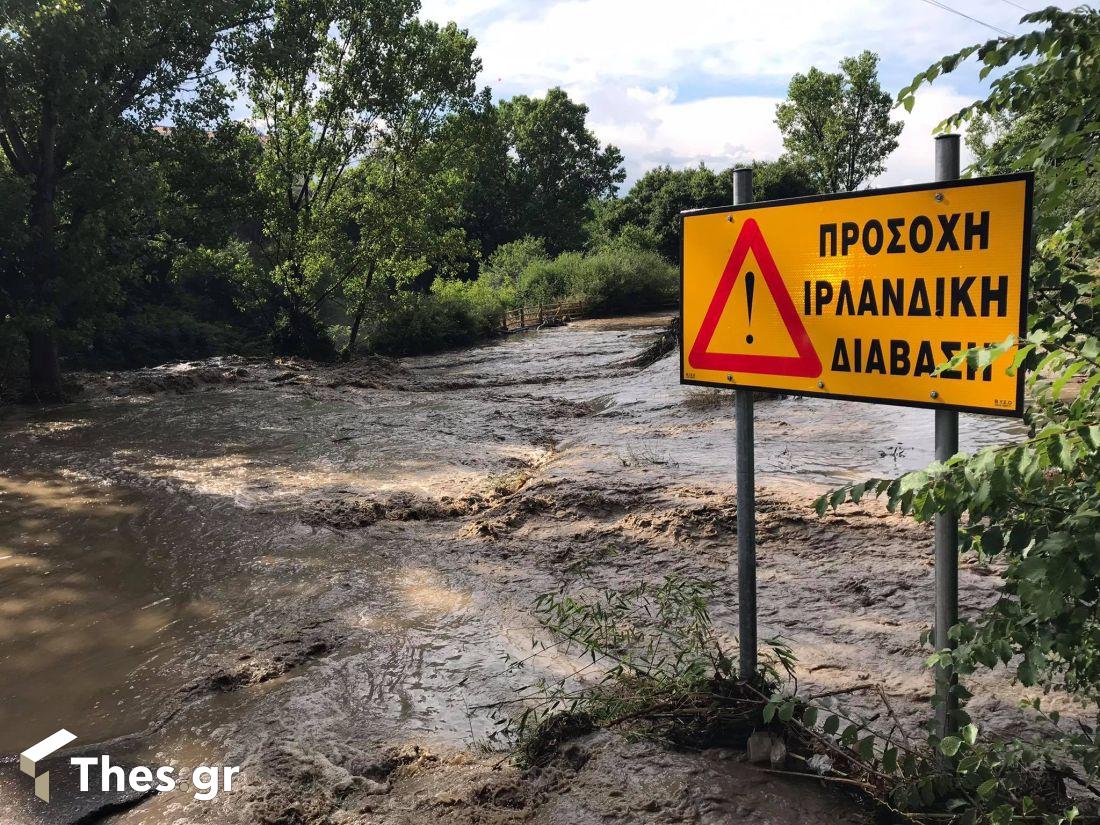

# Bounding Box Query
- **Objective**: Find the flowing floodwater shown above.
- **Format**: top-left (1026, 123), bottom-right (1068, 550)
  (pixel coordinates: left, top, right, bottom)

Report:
top-left (0, 315), bottom-right (1027, 824)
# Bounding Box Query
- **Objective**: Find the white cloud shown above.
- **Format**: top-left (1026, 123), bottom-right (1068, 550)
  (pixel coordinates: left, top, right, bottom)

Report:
top-left (428, 0), bottom-right (1046, 85)
top-left (878, 86), bottom-right (975, 186)
top-left (588, 93), bottom-right (785, 183)
top-left (585, 84), bottom-right (977, 189)
top-left (420, 0), bottom-right (1068, 188)
top-left (418, 0), bottom-right (513, 23)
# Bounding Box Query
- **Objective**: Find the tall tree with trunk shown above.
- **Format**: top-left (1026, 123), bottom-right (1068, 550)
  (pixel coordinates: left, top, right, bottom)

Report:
top-left (775, 51), bottom-right (903, 194)
top-left (232, 0), bottom-right (479, 357)
top-left (499, 88), bottom-right (625, 255)
top-left (0, 0), bottom-right (262, 400)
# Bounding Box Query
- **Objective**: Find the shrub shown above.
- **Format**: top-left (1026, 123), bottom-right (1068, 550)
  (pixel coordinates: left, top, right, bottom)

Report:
top-left (362, 277), bottom-right (508, 356)
top-left (516, 252), bottom-right (585, 305)
top-left (480, 237), bottom-right (549, 292)
top-left (72, 305), bottom-right (252, 369)
top-left (569, 242), bottom-right (676, 314)
top-left (513, 241), bottom-right (677, 314)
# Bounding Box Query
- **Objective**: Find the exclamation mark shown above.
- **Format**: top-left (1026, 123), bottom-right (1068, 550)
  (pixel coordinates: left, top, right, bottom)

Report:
top-left (744, 271), bottom-right (755, 344)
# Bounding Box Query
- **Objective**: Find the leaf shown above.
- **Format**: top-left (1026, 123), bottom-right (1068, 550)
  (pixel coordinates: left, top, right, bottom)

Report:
top-left (823, 715), bottom-right (840, 736)
top-left (939, 736), bottom-right (962, 757)
top-left (980, 526), bottom-right (1003, 557)
top-left (1051, 358), bottom-right (1085, 398)
top-left (961, 723), bottom-right (978, 745)
top-left (857, 735), bottom-right (876, 761)
top-left (841, 723), bottom-right (860, 746)
top-left (882, 747), bottom-right (898, 774)
top-left (802, 706), bottom-right (819, 727)
top-left (829, 488), bottom-right (846, 510)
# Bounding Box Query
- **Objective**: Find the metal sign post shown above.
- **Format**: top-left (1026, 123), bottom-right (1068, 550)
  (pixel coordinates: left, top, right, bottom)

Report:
top-left (933, 134), bottom-right (961, 741)
top-left (732, 166), bottom-right (758, 682)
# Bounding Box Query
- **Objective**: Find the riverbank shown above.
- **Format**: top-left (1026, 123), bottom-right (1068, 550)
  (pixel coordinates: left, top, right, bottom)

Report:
top-left (0, 314), bottom-right (1052, 824)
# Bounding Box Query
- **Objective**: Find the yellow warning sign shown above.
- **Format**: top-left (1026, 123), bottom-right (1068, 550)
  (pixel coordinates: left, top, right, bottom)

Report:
top-left (680, 174), bottom-right (1033, 416)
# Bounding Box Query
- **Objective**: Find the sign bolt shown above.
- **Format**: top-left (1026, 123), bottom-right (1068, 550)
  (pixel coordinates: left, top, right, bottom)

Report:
top-left (727, 374), bottom-right (733, 381)
top-left (930, 390), bottom-right (939, 399)
top-left (934, 192), bottom-right (944, 202)
top-left (817, 380), bottom-right (824, 388)
top-left (727, 216), bottom-right (733, 222)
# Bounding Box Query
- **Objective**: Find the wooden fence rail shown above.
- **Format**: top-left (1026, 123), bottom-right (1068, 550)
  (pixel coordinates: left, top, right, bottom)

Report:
top-left (502, 299), bottom-right (586, 332)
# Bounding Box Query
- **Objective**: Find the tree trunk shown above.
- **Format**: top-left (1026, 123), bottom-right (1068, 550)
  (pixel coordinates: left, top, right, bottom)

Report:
top-left (26, 164), bottom-right (64, 401)
top-left (27, 325), bottom-right (63, 401)
top-left (341, 262), bottom-right (377, 361)
top-left (342, 299), bottom-right (368, 361)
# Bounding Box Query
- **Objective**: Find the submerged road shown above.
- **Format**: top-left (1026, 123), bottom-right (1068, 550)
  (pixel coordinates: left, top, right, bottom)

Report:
top-left (0, 315), bottom-right (1027, 824)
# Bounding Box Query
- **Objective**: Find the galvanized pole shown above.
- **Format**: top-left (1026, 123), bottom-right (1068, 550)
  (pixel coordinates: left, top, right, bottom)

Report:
top-left (934, 134), bottom-right (961, 740)
top-left (732, 167), bottom-right (757, 682)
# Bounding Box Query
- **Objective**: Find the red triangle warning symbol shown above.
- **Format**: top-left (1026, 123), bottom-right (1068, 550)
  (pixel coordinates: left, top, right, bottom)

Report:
top-left (688, 218), bottom-right (822, 378)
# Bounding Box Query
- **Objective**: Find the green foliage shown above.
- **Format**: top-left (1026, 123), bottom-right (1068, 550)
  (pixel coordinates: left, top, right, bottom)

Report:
top-left (595, 164), bottom-right (729, 261)
top-left (817, 8), bottom-right (1099, 823)
top-left (507, 575), bottom-right (1083, 821)
top-left (0, 2), bottom-right (662, 383)
top-left (966, 107), bottom-right (1100, 231)
top-left (776, 50), bottom-right (903, 193)
top-left (479, 236), bottom-right (549, 293)
top-left (495, 577), bottom-right (795, 764)
top-left (566, 242), bottom-right (677, 315)
top-left (898, 5), bottom-right (1098, 236)
top-left (517, 253), bottom-right (585, 306)
top-left (511, 242), bottom-right (677, 314)
top-left (499, 88), bottom-right (625, 255)
top-left (0, 0), bottom-right (262, 396)
top-left (75, 306), bottom-right (252, 370)
top-left (232, 0), bottom-right (480, 358)
top-left (750, 157), bottom-right (820, 202)
top-left (360, 276), bottom-right (506, 356)
top-left (444, 85), bottom-right (625, 268)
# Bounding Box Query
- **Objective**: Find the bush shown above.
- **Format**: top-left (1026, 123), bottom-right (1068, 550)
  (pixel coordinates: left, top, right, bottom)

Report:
top-left (73, 305), bottom-right (252, 369)
top-left (569, 243), bottom-right (676, 314)
top-left (513, 241), bottom-right (677, 314)
top-left (363, 277), bottom-right (507, 356)
top-left (480, 236), bottom-right (549, 293)
top-left (516, 252), bottom-right (585, 304)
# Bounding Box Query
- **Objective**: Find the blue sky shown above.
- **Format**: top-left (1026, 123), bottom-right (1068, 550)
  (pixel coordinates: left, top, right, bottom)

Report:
top-left (418, 0), bottom-right (1085, 188)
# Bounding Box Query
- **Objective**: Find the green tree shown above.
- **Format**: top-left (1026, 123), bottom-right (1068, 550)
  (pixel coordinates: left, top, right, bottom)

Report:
top-left (335, 137), bottom-right (474, 359)
top-left (0, 0), bottom-right (260, 399)
top-left (749, 157), bottom-right (819, 202)
top-left (95, 124), bottom-right (268, 365)
top-left (232, 0), bottom-right (479, 357)
top-left (446, 89), bottom-right (514, 272)
top-left (596, 164), bottom-right (727, 262)
top-left (775, 51), bottom-right (903, 193)
top-left (499, 88), bottom-right (625, 255)
top-left (152, 124), bottom-right (265, 253)
top-left (966, 104), bottom-right (1099, 231)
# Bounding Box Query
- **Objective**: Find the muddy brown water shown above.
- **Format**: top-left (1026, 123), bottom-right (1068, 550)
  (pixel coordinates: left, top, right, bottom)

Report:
top-left (0, 315), bottom-right (1028, 823)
